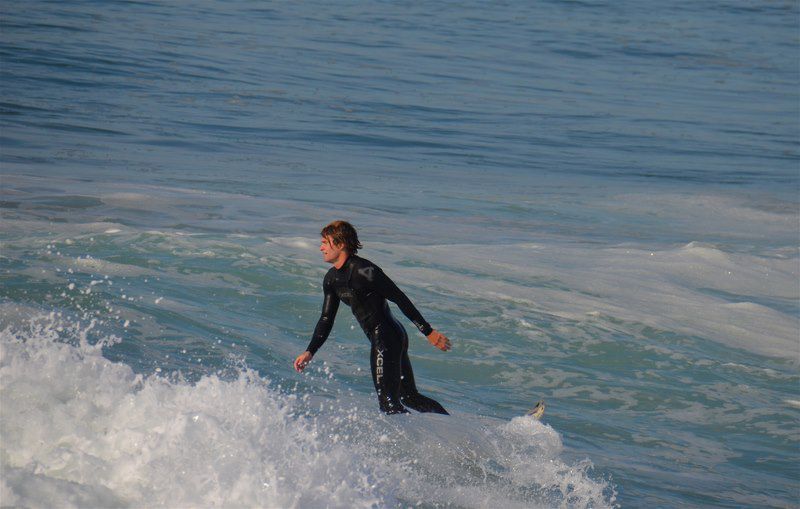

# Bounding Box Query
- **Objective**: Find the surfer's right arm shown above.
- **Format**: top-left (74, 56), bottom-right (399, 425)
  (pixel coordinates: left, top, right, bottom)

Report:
top-left (296, 273), bottom-right (340, 373)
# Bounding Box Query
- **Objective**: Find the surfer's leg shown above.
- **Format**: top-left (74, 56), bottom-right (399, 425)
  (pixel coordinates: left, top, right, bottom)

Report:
top-left (369, 328), bottom-right (407, 414)
top-left (393, 319), bottom-right (449, 415)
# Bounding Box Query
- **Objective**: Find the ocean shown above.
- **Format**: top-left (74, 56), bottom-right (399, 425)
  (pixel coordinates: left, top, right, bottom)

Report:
top-left (1, 1), bottom-right (798, 507)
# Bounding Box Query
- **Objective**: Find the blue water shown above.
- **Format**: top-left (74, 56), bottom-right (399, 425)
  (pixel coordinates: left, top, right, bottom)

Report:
top-left (1, 1), bottom-right (798, 507)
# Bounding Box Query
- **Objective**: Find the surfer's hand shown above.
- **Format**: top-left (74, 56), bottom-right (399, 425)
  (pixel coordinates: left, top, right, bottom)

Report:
top-left (426, 330), bottom-right (451, 351)
top-left (294, 351), bottom-right (313, 372)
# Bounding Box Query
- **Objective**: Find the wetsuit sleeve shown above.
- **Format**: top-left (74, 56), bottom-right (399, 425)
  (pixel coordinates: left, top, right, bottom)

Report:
top-left (373, 268), bottom-right (434, 336)
top-left (306, 274), bottom-right (340, 355)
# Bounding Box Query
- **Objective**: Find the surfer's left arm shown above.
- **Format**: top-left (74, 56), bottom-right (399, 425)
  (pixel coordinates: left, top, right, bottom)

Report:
top-left (373, 267), bottom-right (451, 351)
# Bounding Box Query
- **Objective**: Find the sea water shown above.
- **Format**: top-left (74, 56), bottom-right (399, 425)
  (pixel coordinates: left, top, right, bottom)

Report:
top-left (0, 1), bottom-right (797, 507)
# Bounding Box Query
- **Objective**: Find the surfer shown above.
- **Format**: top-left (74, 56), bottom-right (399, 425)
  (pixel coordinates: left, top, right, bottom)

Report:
top-left (294, 220), bottom-right (451, 415)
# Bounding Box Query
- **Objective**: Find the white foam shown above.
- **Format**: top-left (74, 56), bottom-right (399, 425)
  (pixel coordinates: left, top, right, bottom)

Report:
top-left (785, 399), bottom-right (800, 409)
top-left (267, 236), bottom-right (317, 250)
top-left (606, 192), bottom-right (798, 242)
top-left (69, 256), bottom-right (155, 278)
top-left (365, 239), bottom-right (799, 360)
top-left (0, 318), bottom-right (615, 509)
top-left (0, 319), bottom-right (388, 508)
top-left (0, 219), bottom-right (127, 237)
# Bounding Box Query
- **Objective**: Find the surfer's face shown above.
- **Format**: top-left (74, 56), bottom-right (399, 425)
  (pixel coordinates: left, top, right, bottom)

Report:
top-left (320, 235), bottom-right (345, 264)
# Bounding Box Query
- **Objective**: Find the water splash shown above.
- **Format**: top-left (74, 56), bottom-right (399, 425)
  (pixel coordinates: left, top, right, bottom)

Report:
top-left (0, 315), bottom-right (616, 508)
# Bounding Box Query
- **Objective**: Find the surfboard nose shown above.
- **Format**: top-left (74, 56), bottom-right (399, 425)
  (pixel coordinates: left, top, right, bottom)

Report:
top-left (526, 400), bottom-right (545, 420)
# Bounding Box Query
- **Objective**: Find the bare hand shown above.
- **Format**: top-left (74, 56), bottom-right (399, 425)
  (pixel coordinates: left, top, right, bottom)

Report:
top-left (294, 351), bottom-right (313, 372)
top-left (426, 330), bottom-right (451, 351)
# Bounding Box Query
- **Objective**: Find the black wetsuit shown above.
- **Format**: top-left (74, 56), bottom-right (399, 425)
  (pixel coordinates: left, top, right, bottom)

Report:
top-left (306, 255), bottom-right (448, 415)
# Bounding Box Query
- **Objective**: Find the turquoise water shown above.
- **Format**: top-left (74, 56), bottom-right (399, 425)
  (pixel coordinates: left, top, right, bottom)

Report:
top-left (1, 1), bottom-right (798, 507)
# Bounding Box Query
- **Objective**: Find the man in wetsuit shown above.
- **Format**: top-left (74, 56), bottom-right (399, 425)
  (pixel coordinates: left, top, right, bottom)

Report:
top-left (293, 220), bottom-right (451, 415)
